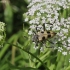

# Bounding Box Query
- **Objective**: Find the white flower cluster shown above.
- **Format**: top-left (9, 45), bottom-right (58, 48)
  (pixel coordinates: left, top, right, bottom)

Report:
top-left (24, 0), bottom-right (70, 55)
top-left (0, 22), bottom-right (5, 32)
top-left (0, 22), bottom-right (6, 47)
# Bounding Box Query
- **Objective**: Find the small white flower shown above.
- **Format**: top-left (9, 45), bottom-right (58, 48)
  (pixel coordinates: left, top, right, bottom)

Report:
top-left (68, 44), bottom-right (70, 46)
top-left (33, 46), bottom-right (38, 50)
top-left (28, 31), bottom-right (32, 35)
top-left (66, 25), bottom-right (69, 28)
top-left (62, 29), bottom-right (68, 33)
top-left (62, 41), bottom-right (66, 45)
top-left (42, 17), bottom-right (46, 20)
top-left (61, 18), bottom-right (64, 22)
top-left (69, 59), bottom-right (70, 62)
top-left (0, 22), bottom-right (5, 31)
top-left (63, 45), bottom-right (67, 48)
top-left (58, 47), bottom-right (63, 52)
top-left (0, 35), bottom-right (3, 41)
top-left (56, 7), bottom-right (61, 10)
top-left (40, 47), bottom-right (44, 52)
top-left (62, 51), bottom-right (67, 55)
top-left (61, 36), bottom-right (66, 40)
top-left (68, 37), bottom-right (70, 43)
top-left (30, 25), bottom-right (35, 29)
top-left (67, 46), bottom-right (70, 50)
top-left (47, 4), bottom-right (51, 8)
top-left (56, 26), bottom-right (60, 30)
top-left (29, 19), bottom-right (35, 24)
top-left (25, 18), bottom-right (28, 22)
top-left (42, 19), bottom-right (46, 23)
top-left (47, 14), bottom-right (51, 18)
top-left (40, 9), bottom-right (45, 13)
top-left (37, 12), bottom-right (41, 16)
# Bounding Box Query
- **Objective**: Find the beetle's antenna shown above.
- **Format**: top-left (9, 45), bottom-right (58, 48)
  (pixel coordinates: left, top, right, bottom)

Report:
top-left (46, 23), bottom-right (53, 30)
top-left (46, 23), bottom-right (53, 25)
top-left (36, 27), bottom-right (38, 32)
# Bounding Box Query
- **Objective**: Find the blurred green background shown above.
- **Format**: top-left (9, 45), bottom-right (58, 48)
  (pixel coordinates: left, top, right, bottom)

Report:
top-left (0, 0), bottom-right (31, 70)
top-left (0, 0), bottom-right (28, 36)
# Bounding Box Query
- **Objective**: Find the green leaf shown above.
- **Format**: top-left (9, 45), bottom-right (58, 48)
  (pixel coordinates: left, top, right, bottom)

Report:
top-left (7, 61), bottom-right (39, 70)
top-left (4, 2), bottom-right (13, 33)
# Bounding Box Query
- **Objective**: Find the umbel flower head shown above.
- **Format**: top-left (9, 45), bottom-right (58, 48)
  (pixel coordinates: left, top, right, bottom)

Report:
top-left (0, 22), bottom-right (6, 48)
top-left (23, 0), bottom-right (70, 55)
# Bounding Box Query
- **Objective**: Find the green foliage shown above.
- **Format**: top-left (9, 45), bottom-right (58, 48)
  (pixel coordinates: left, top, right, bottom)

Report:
top-left (4, 2), bottom-right (13, 34)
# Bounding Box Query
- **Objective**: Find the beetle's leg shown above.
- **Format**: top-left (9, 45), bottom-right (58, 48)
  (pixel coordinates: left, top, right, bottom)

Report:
top-left (43, 23), bottom-right (45, 31)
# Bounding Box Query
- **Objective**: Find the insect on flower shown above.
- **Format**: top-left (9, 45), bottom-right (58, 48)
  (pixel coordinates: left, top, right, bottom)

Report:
top-left (32, 23), bottom-right (57, 47)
